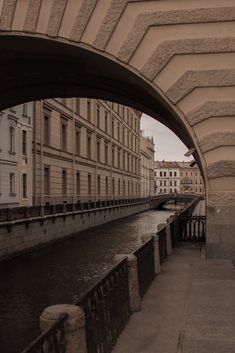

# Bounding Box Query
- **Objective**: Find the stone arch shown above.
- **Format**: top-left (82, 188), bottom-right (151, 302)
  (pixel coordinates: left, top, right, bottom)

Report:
top-left (0, 0), bottom-right (235, 260)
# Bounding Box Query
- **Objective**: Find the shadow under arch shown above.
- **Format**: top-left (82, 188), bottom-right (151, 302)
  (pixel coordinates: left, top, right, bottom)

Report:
top-left (0, 34), bottom-right (205, 177)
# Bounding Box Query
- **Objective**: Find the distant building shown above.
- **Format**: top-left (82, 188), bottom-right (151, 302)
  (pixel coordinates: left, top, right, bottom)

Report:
top-left (140, 132), bottom-right (155, 197)
top-left (33, 98), bottom-right (142, 205)
top-left (0, 103), bottom-right (33, 207)
top-left (154, 160), bottom-right (204, 195)
top-left (178, 162), bottom-right (205, 195)
top-left (154, 161), bottom-right (180, 194)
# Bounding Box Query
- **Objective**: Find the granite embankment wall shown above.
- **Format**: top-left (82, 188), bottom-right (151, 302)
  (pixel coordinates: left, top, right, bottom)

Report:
top-left (0, 201), bottom-right (150, 261)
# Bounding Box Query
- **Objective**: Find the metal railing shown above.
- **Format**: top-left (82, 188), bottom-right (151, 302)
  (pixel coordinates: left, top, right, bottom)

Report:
top-left (21, 314), bottom-right (67, 353)
top-left (77, 258), bottom-right (130, 353)
top-left (0, 197), bottom-right (149, 223)
top-left (158, 227), bottom-right (167, 264)
top-left (178, 215), bottom-right (206, 242)
top-left (133, 238), bottom-right (155, 297)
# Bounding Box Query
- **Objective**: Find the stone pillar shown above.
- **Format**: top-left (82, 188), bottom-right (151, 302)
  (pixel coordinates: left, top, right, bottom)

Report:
top-left (165, 224), bottom-right (172, 256)
top-left (114, 254), bottom-right (141, 312)
top-left (40, 304), bottom-right (87, 353)
top-left (152, 233), bottom-right (161, 274)
top-left (206, 191), bottom-right (235, 261)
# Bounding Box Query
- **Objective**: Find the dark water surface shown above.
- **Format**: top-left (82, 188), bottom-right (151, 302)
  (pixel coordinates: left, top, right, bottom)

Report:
top-left (0, 209), bottom-right (175, 353)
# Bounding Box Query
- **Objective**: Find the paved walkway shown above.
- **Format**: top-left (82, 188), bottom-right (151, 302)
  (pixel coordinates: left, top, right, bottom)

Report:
top-left (112, 245), bottom-right (235, 353)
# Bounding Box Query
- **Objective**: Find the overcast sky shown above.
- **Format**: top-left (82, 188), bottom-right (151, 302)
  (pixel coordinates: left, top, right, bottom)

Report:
top-left (140, 114), bottom-right (191, 162)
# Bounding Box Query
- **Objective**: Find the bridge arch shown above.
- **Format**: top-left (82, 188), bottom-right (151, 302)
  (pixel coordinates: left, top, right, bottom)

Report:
top-left (0, 0), bottom-right (235, 260)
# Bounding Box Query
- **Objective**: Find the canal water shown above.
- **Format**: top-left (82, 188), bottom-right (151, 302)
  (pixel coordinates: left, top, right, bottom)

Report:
top-left (0, 208), bottom-right (178, 353)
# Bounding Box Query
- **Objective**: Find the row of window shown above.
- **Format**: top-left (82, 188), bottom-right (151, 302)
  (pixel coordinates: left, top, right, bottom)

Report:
top-left (159, 180), bottom-right (178, 186)
top-left (156, 171), bottom-right (201, 178)
top-left (9, 126), bottom-right (28, 155)
top-left (72, 99), bottom-right (139, 133)
top-left (43, 111), bottom-right (139, 153)
top-left (44, 167), bottom-right (139, 196)
top-left (159, 189), bottom-right (178, 194)
top-left (1, 172), bottom-right (28, 198)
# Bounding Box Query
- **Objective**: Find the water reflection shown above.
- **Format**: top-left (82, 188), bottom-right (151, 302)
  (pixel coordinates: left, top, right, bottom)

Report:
top-left (0, 209), bottom-right (175, 353)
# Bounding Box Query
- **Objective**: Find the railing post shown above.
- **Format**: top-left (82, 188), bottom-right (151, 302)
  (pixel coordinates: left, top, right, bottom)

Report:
top-left (114, 254), bottom-right (141, 312)
top-left (165, 223), bottom-right (172, 255)
top-left (40, 304), bottom-right (87, 353)
top-left (152, 233), bottom-right (161, 274)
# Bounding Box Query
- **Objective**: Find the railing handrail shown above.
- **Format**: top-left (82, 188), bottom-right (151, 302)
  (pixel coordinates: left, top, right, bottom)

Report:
top-left (77, 257), bottom-right (128, 305)
top-left (21, 313), bottom-right (67, 353)
top-left (0, 197), bottom-right (150, 224)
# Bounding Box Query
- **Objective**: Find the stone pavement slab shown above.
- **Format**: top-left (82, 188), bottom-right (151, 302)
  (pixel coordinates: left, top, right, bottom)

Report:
top-left (112, 245), bottom-right (235, 353)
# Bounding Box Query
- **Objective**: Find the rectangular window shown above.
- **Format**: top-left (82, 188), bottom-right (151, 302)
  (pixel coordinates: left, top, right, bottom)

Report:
top-left (87, 100), bottom-right (91, 121)
top-left (97, 175), bottom-right (101, 196)
top-left (22, 130), bottom-right (27, 155)
top-left (88, 174), bottom-right (91, 195)
top-left (97, 105), bottom-right (100, 128)
top-left (105, 176), bottom-right (109, 195)
top-left (170, 171), bottom-right (172, 177)
top-left (44, 114), bottom-right (50, 146)
top-left (117, 149), bottom-right (120, 169)
top-left (105, 111), bottom-right (108, 133)
top-left (9, 126), bottom-right (15, 152)
top-left (97, 139), bottom-right (101, 162)
top-left (22, 173), bottom-right (27, 198)
top-left (160, 171), bottom-right (162, 177)
top-left (9, 173), bottom-right (15, 194)
top-left (61, 119), bottom-right (67, 151)
top-left (44, 167), bottom-right (50, 195)
top-left (117, 123), bottom-right (120, 141)
top-left (75, 127), bottom-right (80, 155)
top-left (87, 132), bottom-right (92, 159)
top-left (23, 103), bottom-right (28, 116)
top-left (76, 171), bottom-right (80, 195)
top-left (112, 178), bottom-right (115, 195)
top-left (112, 146), bottom-right (115, 167)
top-left (123, 152), bottom-right (126, 170)
top-left (174, 171), bottom-right (177, 177)
top-left (62, 169), bottom-right (67, 195)
top-left (112, 118), bottom-right (114, 138)
top-left (123, 180), bottom-right (125, 195)
top-left (105, 142), bottom-right (108, 164)
top-left (118, 179), bottom-right (120, 195)
top-left (122, 127), bottom-right (125, 144)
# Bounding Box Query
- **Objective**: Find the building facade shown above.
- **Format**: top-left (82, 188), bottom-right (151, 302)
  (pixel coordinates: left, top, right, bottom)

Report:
top-left (154, 161), bottom-right (204, 195)
top-left (33, 98), bottom-right (142, 205)
top-left (140, 132), bottom-right (155, 197)
top-left (0, 103), bottom-right (33, 207)
top-left (154, 161), bottom-right (181, 194)
top-left (178, 162), bottom-right (205, 195)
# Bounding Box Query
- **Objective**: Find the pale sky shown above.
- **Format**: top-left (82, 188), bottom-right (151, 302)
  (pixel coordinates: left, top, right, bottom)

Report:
top-left (140, 114), bottom-right (191, 162)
